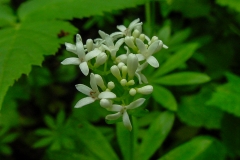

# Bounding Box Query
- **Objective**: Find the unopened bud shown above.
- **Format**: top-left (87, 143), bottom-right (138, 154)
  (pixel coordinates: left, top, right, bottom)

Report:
top-left (107, 81), bottom-right (115, 90)
top-left (111, 65), bottom-right (122, 81)
top-left (86, 39), bottom-right (93, 52)
top-left (136, 85), bottom-right (153, 94)
top-left (95, 52), bottom-right (107, 67)
top-left (100, 99), bottom-right (112, 108)
top-left (129, 88), bottom-right (136, 96)
top-left (120, 79), bottom-right (127, 86)
top-left (94, 74), bottom-right (106, 90)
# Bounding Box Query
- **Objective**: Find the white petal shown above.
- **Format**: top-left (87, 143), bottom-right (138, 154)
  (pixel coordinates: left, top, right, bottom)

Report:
top-left (140, 73), bottom-right (148, 84)
top-left (65, 43), bottom-right (77, 54)
top-left (61, 57), bottom-right (80, 65)
top-left (109, 105), bottom-right (122, 111)
top-left (79, 62), bottom-right (89, 76)
top-left (117, 25), bottom-right (126, 32)
top-left (74, 97), bottom-right (95, 108)
top-left (136, 38), bottom-right (147, 54)
top-left (116, 54), bottom-right (127, 63)
top-left (136, 54), bottom-right (145, 61)
top-left (147, 56), bottom-right (159, 68)
top-left (106, 112), bottom-right (122, 120)
top-left (98, 91), bottom-right (116, 99)
top-left (76, 34), bottom-right (85, 59)
top-left (75, 84), bottom-right (91, 96)
top-left (115, 38), bottom-right (125, 49)
top-left (126, 98), bottom-right (145, 110)
top-left (148, 40), bottom-right (160, 56)
top-left (90, 73), bottom-right (99, 92)
top-left (85, 49), bottom-right (101, 61)
top-left (110, 32), bottom-right (124, 40)
top-left (123, 111), bottom-right (132, 131)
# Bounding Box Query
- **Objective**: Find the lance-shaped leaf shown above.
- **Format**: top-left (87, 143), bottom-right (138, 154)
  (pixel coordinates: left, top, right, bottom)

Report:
top-left (0, 21), bottom-right (77, 110)
top-left (152, 84), bottom-right (177, 111)
top-left (216, 0), bottom-right (240, 12)
top-left (76, 121), bottom-right (119, 160)
top-left (135, 111), bottom-right (175, 160)
top-left (159, 136), bottom-right (226, 160)
top-left (153, 43), bottom-right (199, 77)
top-left (18, 0), bottom-right (150, 21)
top-left (153, 72), bottom-right (210, 86)
top-left (117, 117), bottom-right (138, 160)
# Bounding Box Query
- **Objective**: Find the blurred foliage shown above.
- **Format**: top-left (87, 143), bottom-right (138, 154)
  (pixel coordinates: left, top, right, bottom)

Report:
top-left (0, 0), bottom-right (240, 159)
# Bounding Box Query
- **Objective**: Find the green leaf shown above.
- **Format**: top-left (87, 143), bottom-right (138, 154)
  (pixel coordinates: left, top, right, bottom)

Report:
top-left (0, 5), bottom-right (16, 27)
top-left (1, 133), bottom-right (18, 143)
top-left (44, 115), bottom-right (56, 129)
top-left (159, 136), bottom-right (226, 160)
top-left (0, 144), bottom-right (12, 155)
top-left (178, 88), bottom-right (224, 129)
top-left (207, 73), bottom-right (240, 117)
top-left (117, 117), bottom-right (138, 160)
top-left (46, 150), bottom-right (95, 160)
top-left (35, 129), bottom-right (53, 136)
top-left (154, 72), bottom-right (210, 86)
top-left (136, 111), bottom-right (175, 160)
top-left (170, 0), bottom-right (211, 18)
top-left (56, 110), bottom-right (65, 127)
top-left (216, 0), bottom-right (240, 12)
top-left (221, 113), bottom-right (240, 157)
top-left (152, 85), bottom-right (177, 111)
top-left (33, 137), bottom-right (53, 148)
top-left (0, 21), bottom-right (77, 110)
top-left (169, 28), bottom-right (191, 45)
top-left (49, 139), bottom-right (61, 150)
top-left (18, 0), bottom-right (150, 21)
top-left (153, 43), bottom-right (199, 77)
top-left (76, 121), bottom-right (119, 160)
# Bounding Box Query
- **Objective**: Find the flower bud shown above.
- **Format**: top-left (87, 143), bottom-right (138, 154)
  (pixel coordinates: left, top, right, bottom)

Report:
top-left (94, 74), bottom-right (106, 90)
top-left (111, 65), bottom-right (122, 81)
top-left (132, 29), bottom-right (140, 38)
top-left (120, 79), bottom-right (127, 86)
top-left (127, 53), bottom-right (138, 80)
top-left (129, 88), bottom-right (136, 96)
top-left (118, 62), bottom-right (125, 69)
top-left (136, 85), bottom-right (153, 94)
top-left (125, 36), bottom-right (137, 49)
top-left (86, 39), bottom-right (93, 52)
top-left (127, 80), bottom-right (135, 86)
top-left (107, 81), bottom-right (115, 90)
top-left (100, 99), bottom-right (112, 108)
top-left (95, 52), bottom-right (107, 67)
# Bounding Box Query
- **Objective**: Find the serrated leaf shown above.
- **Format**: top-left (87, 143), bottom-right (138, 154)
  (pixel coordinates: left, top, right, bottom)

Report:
top-left (152, 85), bottom-right (177, 111)
top-left (136, 111), bottom-right (175, 160)
top-left (18, 0), bottom-right (150, 21)
top-left (76, 121), bottom-right (119, 160)
top-left (154, 72), bottom-right (210, 86)
top-left (0, 21), bottom-right (77, 110)
top-left (159, 136), bottom-right (226, 160)
top-left (0, 5), bottom-right (16, 27)
top-left (178, 88), bottom-right (224, 129)
top-left (153, 43), bottom-right (199, 77)
top-left (207, 73), bottom-right (240, 117)
top-left (216, 0), bottom-right (240, 12)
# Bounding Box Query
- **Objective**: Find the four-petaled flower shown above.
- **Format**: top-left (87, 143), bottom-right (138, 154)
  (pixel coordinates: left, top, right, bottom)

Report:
top-left (74, 73), bottom-right (116, 108)
top-left (61, 34), bottom-right (101, 76)
top-left (105, 98), bottom-right (146, 131)
top-left (135, 38), bottom-right (163, 68)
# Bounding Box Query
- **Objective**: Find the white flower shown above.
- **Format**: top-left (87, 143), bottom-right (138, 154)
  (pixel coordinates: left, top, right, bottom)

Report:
top-left (117, 18), bottom-right (142, 36)
top-left (135, 62), bottom-right (148, 84)
top-left (74, 73), bottom-right (116, 108)
top-left (105, 98), bottom-right (145, 131)
top-left (99, 30), bottom-right (124, 59)
top-left (135, 38), bottom-right (163, 68)
top-left (61, 34), bottom-right (101, 76)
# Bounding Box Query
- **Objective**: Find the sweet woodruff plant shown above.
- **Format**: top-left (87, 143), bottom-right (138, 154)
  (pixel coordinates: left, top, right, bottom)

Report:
top-left (61, 19), bottom-right (168, 131)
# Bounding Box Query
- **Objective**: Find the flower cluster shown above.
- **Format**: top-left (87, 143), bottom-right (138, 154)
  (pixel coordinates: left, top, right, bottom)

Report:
top-left (61, 18), bottom-right (167, 131)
